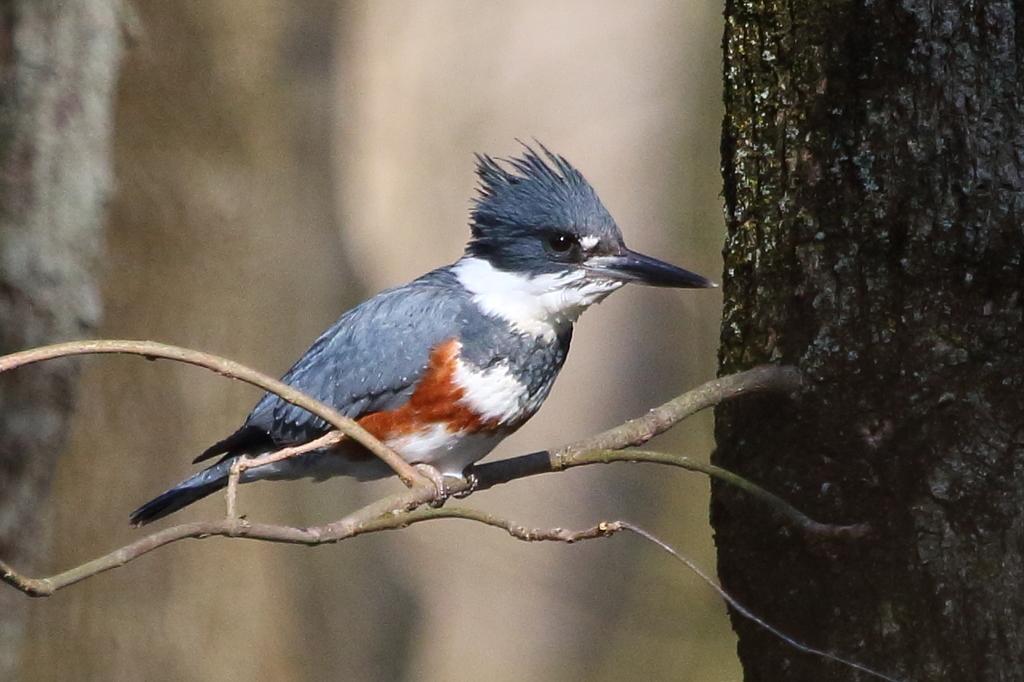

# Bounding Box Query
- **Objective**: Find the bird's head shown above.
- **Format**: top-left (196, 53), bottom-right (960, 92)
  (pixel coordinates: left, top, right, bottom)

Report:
top-left (456, 144), bottom-right (714, 338)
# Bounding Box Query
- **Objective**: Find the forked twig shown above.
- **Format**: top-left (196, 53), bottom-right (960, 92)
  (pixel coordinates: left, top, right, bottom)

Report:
top-left (0, 340), bottom-right (896, 678)
top-left (0, 342), bottom-right (861, 598)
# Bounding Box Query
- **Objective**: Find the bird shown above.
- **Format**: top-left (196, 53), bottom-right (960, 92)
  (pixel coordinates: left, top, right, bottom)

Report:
top-left (129, 144), bottom-right (714, 526)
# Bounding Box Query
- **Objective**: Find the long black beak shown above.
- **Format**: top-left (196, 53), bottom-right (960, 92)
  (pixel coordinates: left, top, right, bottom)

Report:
top-left (586, 248), bottom-right (716, 288)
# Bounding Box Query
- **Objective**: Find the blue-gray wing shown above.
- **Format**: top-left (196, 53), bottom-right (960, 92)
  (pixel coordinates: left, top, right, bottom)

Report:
top-left (195, 270), bottom-right (469, 461)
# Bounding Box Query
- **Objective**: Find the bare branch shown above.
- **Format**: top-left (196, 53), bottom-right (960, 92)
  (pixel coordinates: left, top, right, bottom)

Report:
top-left (0, 504), bottom-right (895, 682)
top-left (0, 340), bottom-right (424, 486)
top-left (558, 364), bottom-right (803, 459)
top-left (578, 450), bottom-right (868, 539)
top-left (224, 432), bottom-right (350, 519)
top-left (0, 344), bottom-right (860, 601)
top-left (0, 504), bottom-right (620, 597)
top-left (466, 443), bottom-right (868, 540)
top-left (468, 365), bottom-right (810, 488)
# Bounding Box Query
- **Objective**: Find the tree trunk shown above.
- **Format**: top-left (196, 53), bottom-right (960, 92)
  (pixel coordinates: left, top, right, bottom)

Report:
top-left (20, 4), bottom-right (354, 682)
top-left (714, 1), bottom-right (1024, 680)
top-left (0, 0), bottom-right (119, 677)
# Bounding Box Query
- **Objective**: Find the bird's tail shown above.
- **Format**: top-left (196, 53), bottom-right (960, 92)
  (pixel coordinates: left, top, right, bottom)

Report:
top-left (129, 458), bottom-right (235, 527)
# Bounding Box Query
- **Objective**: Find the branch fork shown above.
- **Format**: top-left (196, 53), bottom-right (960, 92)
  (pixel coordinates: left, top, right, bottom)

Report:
top-left (0, 340), bottom-right (848, 598)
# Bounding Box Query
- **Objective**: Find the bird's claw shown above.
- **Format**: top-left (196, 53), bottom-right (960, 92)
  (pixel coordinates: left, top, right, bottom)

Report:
top-left (414, 463), bottom-right (450, 507)
top-left (452, 468), bottom-right (478, 499)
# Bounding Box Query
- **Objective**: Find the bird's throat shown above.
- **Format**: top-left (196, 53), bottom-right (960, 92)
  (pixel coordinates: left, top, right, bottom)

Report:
top-left (452, 256), bottom-right (622, 340)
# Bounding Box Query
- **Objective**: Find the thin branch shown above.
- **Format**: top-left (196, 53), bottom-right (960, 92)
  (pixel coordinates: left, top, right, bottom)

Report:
top-left (469, 364), bottom-right (804, 490)
top-left (466, 446), bottom-right (868, 539)
top-left (556, 364), bottom-right (803, 459)
top-left (0, 507), bottom-right (899, 681)
top-left (225, 431), bottom-right (348, 518)
top-left (1, 357), bottom-right (865, 599)
top-left (462, 365), bottom-right (864, 537)
top-left (0, 340), bottom-right (424, 486)
top-left (621, 523), bottom-right (904, 682)
top-left (0, 504), bottom-right (619, 597)
top-left (0, 344), bottom-right (892, 677)
top-left (577, 450), bottom-right (868, 539)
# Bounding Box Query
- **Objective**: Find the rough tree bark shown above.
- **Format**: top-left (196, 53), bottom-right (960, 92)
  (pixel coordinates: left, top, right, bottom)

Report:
top-left (714, 1), bottom-right (1024, 681)
top-left (0, 0), bottom-right (119, 677)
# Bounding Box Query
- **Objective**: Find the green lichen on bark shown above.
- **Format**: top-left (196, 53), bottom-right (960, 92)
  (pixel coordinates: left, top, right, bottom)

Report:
top-left (715, 1), bottom-right (1024, 680)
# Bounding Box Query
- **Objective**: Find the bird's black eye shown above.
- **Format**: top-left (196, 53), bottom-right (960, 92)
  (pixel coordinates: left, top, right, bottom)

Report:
top-left (548, 234), bottom-right (573, 252)
top-left (544, 233), bottom-right (580, 260)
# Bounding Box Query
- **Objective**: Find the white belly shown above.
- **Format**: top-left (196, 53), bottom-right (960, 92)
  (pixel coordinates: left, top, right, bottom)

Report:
top-left (242, 427), bottom-right (507, 483)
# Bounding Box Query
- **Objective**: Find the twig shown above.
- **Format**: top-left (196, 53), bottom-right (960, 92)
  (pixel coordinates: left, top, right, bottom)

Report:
top-left (225, 431), bottom-right (347, 517)
top-left (0, 358), bottom-right (863, 598)
top-left (621, 523), bottom-right (904, 682)
top-left (465, 447), bottom-right (867, 540)
top-left (469, 364), bottom-right (803, 490)
top-left (226, 458), bottom-right (243, 520)
top-left (463, 366), bottom-right (864, 538)
top-left (580, 450), bottom-right (868, 539)
top-left (0, 340), bottom-right (424, 487)
top-left (0, 346), bottom-right (892, 677)
top-left (0, 509), bottom-right (899, 681)
top-left (556, 364), bottom-right (803, 458)
top-left (0, 504), bottom-right (619, 597)
top-left (0, 345), bottom-right (848, 589)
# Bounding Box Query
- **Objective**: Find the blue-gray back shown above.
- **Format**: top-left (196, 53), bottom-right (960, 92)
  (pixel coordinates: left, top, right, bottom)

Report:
top-left (245, 267), bottom-right (469, 443)
top-left (242, 266), bottom-right (571, 447)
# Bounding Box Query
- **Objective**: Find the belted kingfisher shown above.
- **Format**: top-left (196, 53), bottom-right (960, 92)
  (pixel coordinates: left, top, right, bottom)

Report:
top-left (130, 145), bottom-right (713, 526)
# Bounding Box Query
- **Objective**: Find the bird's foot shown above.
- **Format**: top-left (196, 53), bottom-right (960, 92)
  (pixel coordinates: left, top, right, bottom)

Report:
top-left (414, 463), bottom-right (450, 507)
top-left (452, 468), bottom-right (478, 499)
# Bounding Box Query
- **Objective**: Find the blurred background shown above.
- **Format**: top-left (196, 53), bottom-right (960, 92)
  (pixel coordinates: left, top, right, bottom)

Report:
top-left (20, 2), bottom-right (731, 680)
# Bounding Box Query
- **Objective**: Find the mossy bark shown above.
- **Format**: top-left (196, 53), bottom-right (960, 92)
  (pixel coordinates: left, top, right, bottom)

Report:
top-left (714, 1), bottom-right (1024, 680)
